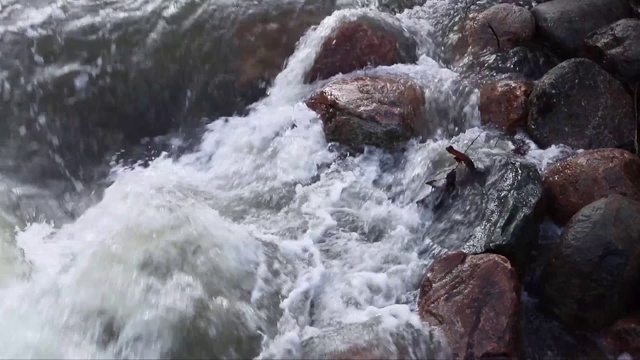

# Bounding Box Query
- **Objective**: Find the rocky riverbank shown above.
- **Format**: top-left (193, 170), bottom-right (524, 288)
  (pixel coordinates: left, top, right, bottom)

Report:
top-left (300, 0), bottom-right (640, 358)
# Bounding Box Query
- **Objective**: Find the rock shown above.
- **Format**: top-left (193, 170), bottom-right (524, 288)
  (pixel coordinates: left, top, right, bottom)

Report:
top-left (543, 148), bottom-right (640, 225)
top-left (299, 318), bottom-right (446, 359)
top-left (305, 18), bottom-right (418, 83)
top-left (584, 18), bottom-right (640, 83)
top-left (480, 79), bottom-right (534, 132)
top-left (305, 76), bottom-right (427, 150)
top-left (527, 58), bottom-right (635, 150)
top-left (602, 312), bottom-right (640, 359)
top-left (541, 195), bottom-right (640, 331)
top-left (531, 0), bottom-right (632, 58)
top-left (423, 153), bottom-right (543, 271)
top-left (418, 252), bottom-right (520, 359)
top-left (467, 4), bottom-right (536, 51)
top-left (234, 2), bottom-right (334, 89)
top-left (521, 297), bottom-right (607, 360)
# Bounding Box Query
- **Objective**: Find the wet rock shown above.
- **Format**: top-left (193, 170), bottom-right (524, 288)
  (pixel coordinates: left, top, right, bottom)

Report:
top-left (527, 58), bottom-right (635, 150)
top-left (418, 252), bottom-right (520, 359)
top-left (305, 18), bottom-right (418, 83)
top-left (521, 297), bottom-right (607, 360)
top-left (299, 318), bottom-right (446, 359)
top-left (531, 0), bottom-right (632, 58)
top-left (480, 79), bottom-right (534, 132)
top-left (543, 148), bottom-right (640, 225)
top-left (541, 195), bottom-right (640, 331)
top-left (467, 4), bottom-right (536, 51)
top-left (234, 2), bottom-right (334, 89)
top-left (424, 154), bottom-right (543, 271)
top-left (602, 312), bottom-right (640, 359)
top-left (584, 18), bottom-right (640, 83)
top-left (305, 76), bottom-right (427, 150)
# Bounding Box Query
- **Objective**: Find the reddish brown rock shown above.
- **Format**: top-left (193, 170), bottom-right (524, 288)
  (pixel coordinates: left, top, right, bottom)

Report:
top-left (602, 312), bottom-right (640, 359)
top-left (305, 18), bottom-right (417, 83)
top-left (306, 76), bottom-right (427, 149)
top-left (544, 148), bottom-right (640, 225)
top-left (480, 79), bottom-right (534, 132)
top-left (234, 3), bottom-right (333, 88)
top-left (418, 252), bottom-right (520, 359)
top-left (466, 4), bottom-right (535, 51)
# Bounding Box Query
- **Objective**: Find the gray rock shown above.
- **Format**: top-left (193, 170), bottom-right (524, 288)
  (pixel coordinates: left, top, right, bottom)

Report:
top-left (531, 0), bottom-right (632, 58)
top-left (423, 154), bottom-right (543, 272)
top-left (527, 58), bottom-right (635, 150)
top-left (541, 194), bottom-right (640, 331)
top-left (584, 18), bottom-right (640, 83)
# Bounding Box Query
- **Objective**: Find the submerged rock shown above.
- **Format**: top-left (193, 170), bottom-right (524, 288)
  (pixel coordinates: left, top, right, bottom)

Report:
top-left (305, 76), bottom-right (427, 150)
top-left (541, 195), bottom-right (640, 331)
top-left (424, 154), bottom-right (543, 271)
top-left (467, 4), bottom-right (536, 51)
top-left (527, 58), bottom-right (635, 150)
top-left (305, 17), bottom-right (418, 83)
top-left (531, 0), bottom-right (632, 58)
top-left (543, 148), bottom-right (640, 225)
top-left (418, 252), bottom-right (520, 359)
top-left (602, 312), bottom-right (640, 359)
top-left (480, 79), bottom-right (534, 132)
top-left (584, 18), bottom-right (640, 83)
top-left (299, 318), bottom-right (446, 359)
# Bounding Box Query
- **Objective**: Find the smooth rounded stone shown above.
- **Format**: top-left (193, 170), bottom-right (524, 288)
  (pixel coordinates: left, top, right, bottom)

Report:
top-left (424, 154), bottom-right (543, 271)
top-left (467, 4), bottom-right (536, 51)
top-left (305, 76), bottom-right (427, 150)
top-left (541, 195), bottom-right (640, 331)
top-left (543, 148), bottom-right (640, 225)
top-left (526, 58), bottom-right (635, 150)
top-left (299, 318), bottom-right (446, 359)
top-left (584, 18), bottom-right (640, 83)
top-left (418, 252), bottom-right (520, 359)
top-left (601, 312), bottom-right (640, 359)
top-left (305, 17), bottom-right (418, 83)
top-left (480, 79), bottom-right (534, 132)
top-left (531, 0), bottom-right (632, 58)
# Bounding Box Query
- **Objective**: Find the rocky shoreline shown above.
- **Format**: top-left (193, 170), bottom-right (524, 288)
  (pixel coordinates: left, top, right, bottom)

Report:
top-left (299, 0), bottom-right (640, 358)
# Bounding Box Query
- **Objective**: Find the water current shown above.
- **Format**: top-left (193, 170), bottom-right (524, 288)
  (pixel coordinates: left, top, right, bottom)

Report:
top-left (0, 0), bottom-right (570, 358)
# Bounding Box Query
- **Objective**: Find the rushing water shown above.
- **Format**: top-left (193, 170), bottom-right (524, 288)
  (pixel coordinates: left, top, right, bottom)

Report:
top-left (0, 0), bottom-right (571, 358)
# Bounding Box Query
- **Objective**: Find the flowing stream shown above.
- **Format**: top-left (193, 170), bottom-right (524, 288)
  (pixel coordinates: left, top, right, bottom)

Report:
top-left (0, 0), bottom-right (569, 358)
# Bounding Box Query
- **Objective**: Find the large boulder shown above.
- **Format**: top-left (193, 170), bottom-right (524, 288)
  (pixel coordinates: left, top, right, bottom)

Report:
top-left (423, 153), bottom-right (543, 271)
top-left (541, 195), bottom-right (640, 331)
top-left (305, 76), bottom-right (427, 150)
top-left (480, 79), bottom-right (534, 132)
top-left (531, 0), bottom-right (632, 58)
top-left (601, 312), bottom-right (640, 359)
top-left (418, 252), bottom-right (520, 359)
top-left (305, 17), bottom-right (418, 83)
top-left (466, 4), bottom-right (536, 51)
top-left (543, 148), bottom-right (640, 225)
top-left (584, 18), bottom-right (640, 83)
top-left (527, 58), bottom-right (635, 150)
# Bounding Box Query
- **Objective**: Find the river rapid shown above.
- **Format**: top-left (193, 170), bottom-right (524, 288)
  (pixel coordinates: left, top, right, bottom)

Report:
top-left (0, 0), bottom-right (569, 358)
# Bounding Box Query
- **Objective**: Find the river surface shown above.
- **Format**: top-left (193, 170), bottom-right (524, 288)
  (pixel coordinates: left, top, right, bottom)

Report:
top-left (0, 0), bottom-right (568, 358)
